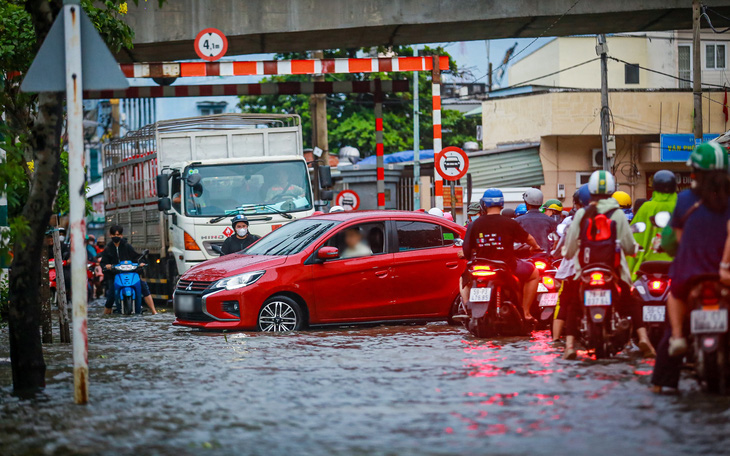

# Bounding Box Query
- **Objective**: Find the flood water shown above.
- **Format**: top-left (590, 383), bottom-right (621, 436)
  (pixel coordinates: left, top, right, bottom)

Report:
top-left (1, 301), bottom-right (730, 456)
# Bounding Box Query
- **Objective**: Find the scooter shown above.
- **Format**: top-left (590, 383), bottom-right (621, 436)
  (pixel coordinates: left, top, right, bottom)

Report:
top-left (688, 274), bottom-right (730, 394)
top-left (529, 253), bottom-right (561, 328)
top-left (632, 260), bottom-right (671, 348)
top-left (113, 249), bottom-right (149, 315)
top-left (463, 257), bottom-right (532, 338)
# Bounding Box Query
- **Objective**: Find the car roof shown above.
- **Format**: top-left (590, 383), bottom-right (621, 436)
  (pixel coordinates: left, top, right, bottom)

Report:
top-left (307, 210), bottom-right (466, 231)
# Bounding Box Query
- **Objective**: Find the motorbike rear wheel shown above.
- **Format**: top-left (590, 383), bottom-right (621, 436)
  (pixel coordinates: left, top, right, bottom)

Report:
top-left (697, 339), bottom-right (727, 394)
top-left (470, 316), bottom-right (492, 338)
top-left (589, 320), bottom-right (608, 359)
top-left (122, 296), bottom-right (134, 315)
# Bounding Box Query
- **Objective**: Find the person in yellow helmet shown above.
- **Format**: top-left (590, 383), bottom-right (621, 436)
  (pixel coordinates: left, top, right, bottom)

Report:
top-left (612, 190), bottom-right (634, 222)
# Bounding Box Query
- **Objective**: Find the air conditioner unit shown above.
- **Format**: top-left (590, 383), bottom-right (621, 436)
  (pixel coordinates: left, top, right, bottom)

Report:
top-left (591, 148), bottom-right (603, 168)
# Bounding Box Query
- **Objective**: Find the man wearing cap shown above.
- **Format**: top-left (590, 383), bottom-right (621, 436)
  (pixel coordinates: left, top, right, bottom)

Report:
top-left (516, 188), bottom-right (559, 252)
top-left (221, 215), bottom-right (261, 255)
top-left (465, 202), bottom-right (481, 226)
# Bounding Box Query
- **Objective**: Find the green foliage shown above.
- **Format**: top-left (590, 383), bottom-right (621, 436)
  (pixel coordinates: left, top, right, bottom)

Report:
top-left (239, 46), bottom-right (480, 157)
top-left (0, 274), bottom-right (8, 324)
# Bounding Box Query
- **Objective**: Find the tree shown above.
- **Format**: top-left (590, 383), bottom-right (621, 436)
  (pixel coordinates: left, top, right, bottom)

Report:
top-left (0, 0), bottom-right (160, 395)
top-left (239, 46), bottom-right (481, 157)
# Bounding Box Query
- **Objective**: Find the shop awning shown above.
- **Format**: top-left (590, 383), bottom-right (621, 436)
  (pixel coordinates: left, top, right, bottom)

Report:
top-left (467, 143), bottom-right (544, 188)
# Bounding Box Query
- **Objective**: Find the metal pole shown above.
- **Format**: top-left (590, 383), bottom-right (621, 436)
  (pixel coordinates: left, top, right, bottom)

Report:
top-left (375, 90), bottom-right (385, 209)
top-left (432, 55), bottom-right (443, 209)
top-left (413, 47), bottom-right (421, 210)
top-left (52, 228), bottom-right (71, 343)
top-left (449, 180), bottom-right (457, 221)
top-left (64, 1), bottom-right (89, 405)
top-left (598, 34), bottom-right (611, 171)
top-left (693, 0), bottom-right (703, 140)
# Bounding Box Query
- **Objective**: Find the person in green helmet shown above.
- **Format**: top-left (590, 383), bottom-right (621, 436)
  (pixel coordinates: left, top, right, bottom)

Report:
top-left (652, 142), bottom-right (730, 392)
top-left (542, 199), bottom-right (563, 222)
top-left (627, 170), bottom-right (678, 279)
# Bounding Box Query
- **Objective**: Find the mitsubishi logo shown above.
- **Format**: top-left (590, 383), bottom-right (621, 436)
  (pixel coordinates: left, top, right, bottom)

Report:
top-left (186, 282), bottom-right (193, 291)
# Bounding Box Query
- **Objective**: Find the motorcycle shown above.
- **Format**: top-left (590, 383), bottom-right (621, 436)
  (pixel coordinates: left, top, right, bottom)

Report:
top-left (529, 253), bottom-right (561, 328)
top-left (688, 275), bottom-right (730, 394)
top-left (576, 222), bottom-right (647, 359)
top-left (632, 260), bottom-right (671, 347)
top-left (463, 256), bottom-right (533, 338)
top-left (113, 249), bottom-right (149, 315)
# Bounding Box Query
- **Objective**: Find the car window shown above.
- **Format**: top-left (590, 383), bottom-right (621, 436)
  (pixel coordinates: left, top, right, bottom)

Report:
top-left (324, 222), bottom-right (386, 259)
top-left (442, 227), bottom-right (459, 246)
top-left (396, 221), bottom-right (443, 251)
top-left (245, 219), bottom-right (338, 256)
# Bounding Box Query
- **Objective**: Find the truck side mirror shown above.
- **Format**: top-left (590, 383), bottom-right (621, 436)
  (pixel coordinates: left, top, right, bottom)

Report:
top-left (319, 165), bottom-right (333, 189)
top-left (320, 189), bottom-right (334, 201)
top-left (156, 174), bottom-right (170, 197)
top-left (158, 197), bottom-right (172, 212)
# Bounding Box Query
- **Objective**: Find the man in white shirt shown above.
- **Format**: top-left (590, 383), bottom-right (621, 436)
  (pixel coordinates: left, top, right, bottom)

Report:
top-left (341, 227), bottom-right (372, 258)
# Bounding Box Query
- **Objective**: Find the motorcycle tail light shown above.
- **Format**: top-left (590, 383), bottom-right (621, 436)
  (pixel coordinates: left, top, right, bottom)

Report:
top-left (184, 232), bottom-right (201, 251)
top-left (472, 265), bottom-right (496, 276)
top-left (701, 282), bottom-right (720, 307)
top-left (542, 276), bottom-right (555, 289)
top-left (534, 261), bottom-right (547, 271)
top-left (648, 280), bottom-right (667, 297)
top-left (589, 272), bottom-right (605, 286)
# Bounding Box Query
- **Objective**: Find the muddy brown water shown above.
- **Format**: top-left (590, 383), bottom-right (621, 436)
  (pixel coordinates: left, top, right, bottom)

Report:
top-left (1, 301), bottom-right (729, 456)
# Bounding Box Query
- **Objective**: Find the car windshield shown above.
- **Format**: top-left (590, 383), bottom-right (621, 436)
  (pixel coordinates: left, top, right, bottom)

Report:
top-left (183, 161), bottom-right (312, 217)
top-left (244, 219), bottom-right (339, 256)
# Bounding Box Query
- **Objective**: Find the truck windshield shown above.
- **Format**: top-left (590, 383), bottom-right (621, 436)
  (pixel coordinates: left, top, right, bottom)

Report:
top-left (183, 161), bottom-right (312, 217)
top-left (244, 219), bottom-right (339, 256)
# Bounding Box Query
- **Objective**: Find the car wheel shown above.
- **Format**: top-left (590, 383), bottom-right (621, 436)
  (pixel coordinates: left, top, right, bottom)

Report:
top-left (257, 296), bottom-right (304, 332)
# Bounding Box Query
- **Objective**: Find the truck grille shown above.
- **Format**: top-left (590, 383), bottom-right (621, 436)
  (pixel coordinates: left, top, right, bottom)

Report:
top-left (176, 279), bottom-right (213, 292)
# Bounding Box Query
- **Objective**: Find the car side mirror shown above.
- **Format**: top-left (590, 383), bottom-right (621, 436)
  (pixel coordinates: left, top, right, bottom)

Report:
top-left (317, 246), bottom-right (339, 260)
top-left (211, 244), bottom-right (223, 256)
top-left (158, 197), bottom-right (172, 212)
top-left (319, 165), bottom-right (333, 189)
top-left (453, 238), bottom-right (464, 247)
top-left (156, 174), bottom-right (170, 197)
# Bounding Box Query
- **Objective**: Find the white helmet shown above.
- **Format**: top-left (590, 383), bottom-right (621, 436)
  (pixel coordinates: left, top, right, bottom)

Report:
top-left (427, 207), bottom-right (445, 217)
top-left (329, 205), bottom-right (345, 213)
top-left (523, 188), bottom-right (544, 206)
top-left (588, 170), bottom-right (616, 195)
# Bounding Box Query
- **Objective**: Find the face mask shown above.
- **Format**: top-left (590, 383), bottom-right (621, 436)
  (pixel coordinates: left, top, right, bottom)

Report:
top-left (111, 236), bottom-right (122, 243)
top-left (236, 228), bottom-right (248, 237)
top-left (58, 235), bottom-right (65, 242)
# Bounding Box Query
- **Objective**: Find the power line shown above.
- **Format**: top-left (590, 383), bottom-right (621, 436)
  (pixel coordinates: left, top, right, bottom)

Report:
top-left (473, 0), bottom-right (585, 83)
top-left (607, 56), bottom-right (728, 89)
top-left (702, 4), bottom-right (730, 33)
top-left (505, 57), bottom-right (600, 89)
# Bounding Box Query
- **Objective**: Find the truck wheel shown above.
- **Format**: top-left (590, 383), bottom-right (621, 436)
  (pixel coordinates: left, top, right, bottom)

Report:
top-left (257, 296), bottom-right (303, 332)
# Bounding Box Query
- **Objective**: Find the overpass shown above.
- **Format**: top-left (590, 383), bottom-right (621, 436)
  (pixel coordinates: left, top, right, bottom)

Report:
top-left (119, 0), bottom-right (730, 62)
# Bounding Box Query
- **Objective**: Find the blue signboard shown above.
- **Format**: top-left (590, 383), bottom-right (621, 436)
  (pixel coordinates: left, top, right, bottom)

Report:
top-left (660, 133), bottom-right (721, 161)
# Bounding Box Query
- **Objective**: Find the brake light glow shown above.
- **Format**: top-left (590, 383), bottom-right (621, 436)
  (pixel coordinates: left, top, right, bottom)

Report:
top-left (472, 265), bottom-right (496, 277)
top-left (701, 283), bottom-right (720, 307)
top-left (647, 279), bottom-right (668, 297)
top-left (590, 272), bottom-right (605, 286)
top-left (184, 232), bottom-right (201, 251)
top-left (542, 276), bottom-right (555, 289)
top-left (535, 261), bottom-right (547, 271)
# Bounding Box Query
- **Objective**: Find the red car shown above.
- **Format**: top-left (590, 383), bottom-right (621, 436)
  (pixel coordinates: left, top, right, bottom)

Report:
top-left (173, 211), bottom-right (466, 331)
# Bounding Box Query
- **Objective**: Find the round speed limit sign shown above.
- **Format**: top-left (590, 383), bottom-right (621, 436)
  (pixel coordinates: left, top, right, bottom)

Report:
top-left (194, 28), bottom-right (228, 62)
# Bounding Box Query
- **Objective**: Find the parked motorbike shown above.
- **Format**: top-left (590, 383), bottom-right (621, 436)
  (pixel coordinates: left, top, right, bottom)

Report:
top-left (688, 275), bottom-right (730, 394)
top-left (632, 261), bottom-right (671, 347)
top-left (113, 249), bottom-right (149, 315)
top-left (464, 257), bottom-right (532, 338)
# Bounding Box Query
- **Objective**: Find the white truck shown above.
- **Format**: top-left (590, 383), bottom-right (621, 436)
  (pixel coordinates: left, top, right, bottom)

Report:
top-left (102, 114), bottom-right (316, 302)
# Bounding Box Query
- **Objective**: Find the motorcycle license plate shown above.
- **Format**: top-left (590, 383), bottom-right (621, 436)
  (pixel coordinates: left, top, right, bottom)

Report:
top-left (691, 309), bottom-right (728, 334)
top-left (584, 289), bottom-right (611, 306)
top-left (539, 292), bottom-right (559, 308)
top-left (469, 288), bottom-right (491, 303)
top-left (175, 294), bottom-right (194, 312)
top-left (537, 283), bottom-right (549, 293)
top-left (642, 305), bottom-right (666, 323)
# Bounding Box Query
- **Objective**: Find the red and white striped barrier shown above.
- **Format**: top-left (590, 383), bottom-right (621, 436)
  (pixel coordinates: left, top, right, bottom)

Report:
top-left (431, 56), bottom-right (443, 208)
top-left (84, 80), bottom-right (409, 99)
top-left (120, 56), bottom-right (449, 79)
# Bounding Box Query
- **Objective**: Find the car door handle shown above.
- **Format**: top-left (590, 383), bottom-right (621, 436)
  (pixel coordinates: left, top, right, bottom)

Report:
top-left (375, 270), bottom-right (389, 277)
top-left (446, 262), bottom-right (459, 269)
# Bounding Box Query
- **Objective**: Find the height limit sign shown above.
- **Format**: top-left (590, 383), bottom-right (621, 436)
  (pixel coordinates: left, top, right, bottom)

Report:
top-left (195, 28), bottom-right (228, 61)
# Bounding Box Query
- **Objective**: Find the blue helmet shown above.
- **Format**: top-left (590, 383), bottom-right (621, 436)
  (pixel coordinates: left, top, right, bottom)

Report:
top-left (575, 184), bottom-right (591, 208)
top-left (480, 188), bottom-right (504, 211)
top-left (514, 203), bottom-right (527, 216)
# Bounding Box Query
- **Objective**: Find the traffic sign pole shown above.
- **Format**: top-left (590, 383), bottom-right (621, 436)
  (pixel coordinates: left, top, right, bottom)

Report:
top-left (63, 1), bottom-right (89, 405)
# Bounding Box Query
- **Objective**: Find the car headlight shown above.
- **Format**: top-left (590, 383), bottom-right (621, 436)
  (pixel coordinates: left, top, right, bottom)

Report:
top-left (213, 271), bottom-right (265, 290)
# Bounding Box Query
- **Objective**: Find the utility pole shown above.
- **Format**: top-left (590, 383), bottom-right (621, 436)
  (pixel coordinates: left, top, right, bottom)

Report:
top-left (693, 0), bottom-right (703, 140)
top-left (597, 34), bottom-right (611, 171)
top-left (486, 40), bottom-right (493, 93)
top-left (310, 50), bottom-right (329, 203)
top-left (413, 47), bottom-right (421, 210)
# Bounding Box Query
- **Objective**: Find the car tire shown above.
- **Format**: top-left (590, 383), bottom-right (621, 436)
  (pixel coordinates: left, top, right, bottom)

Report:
top-left (257, 296), bottom-right (304, 332)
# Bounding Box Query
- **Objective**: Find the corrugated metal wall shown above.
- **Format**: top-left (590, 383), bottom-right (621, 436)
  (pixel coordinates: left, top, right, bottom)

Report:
top-left (468, 147), bottom-right (545, 188)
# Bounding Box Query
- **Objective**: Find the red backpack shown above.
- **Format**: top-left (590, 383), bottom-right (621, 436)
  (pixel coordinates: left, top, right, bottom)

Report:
top-left (578, 206), bottom-right (620, 269)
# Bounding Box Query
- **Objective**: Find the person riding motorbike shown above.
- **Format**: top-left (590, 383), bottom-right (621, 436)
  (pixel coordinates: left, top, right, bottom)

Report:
top-left (550, 184), bottom-right (591, 342)
top-left (542, 199), bottom-right (564, 222)
top-left (466, 203), bottom-right (481, 225)
top-left (561, 170), bottom-right (656, 359)
top-left (627, 170), bottom-right (678, 279)
top-left (514, 203), bottom-right (527, 217)
top-left (100, 225), bottom-right (157, 315)
top-left (220, 215), bottom-right (261, 255)
top-left (516, 188), bottom-right (559, 252)
top-left (461, 188), bottom-right (541, 321)
top-left (651, 142), bottom-right (730, 392)
top-left (612, 190), bottom-right (634, 222)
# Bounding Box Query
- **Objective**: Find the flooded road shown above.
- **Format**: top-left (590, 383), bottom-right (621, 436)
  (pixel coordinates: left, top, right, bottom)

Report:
top-left (1, 301), bottom-right (729, 456)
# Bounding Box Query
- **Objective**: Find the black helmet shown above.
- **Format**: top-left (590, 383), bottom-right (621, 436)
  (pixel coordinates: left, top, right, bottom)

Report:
top-left (653, 170), bottom-right (677, 194)
top-left (231, 214), bottom-right (248, 227)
